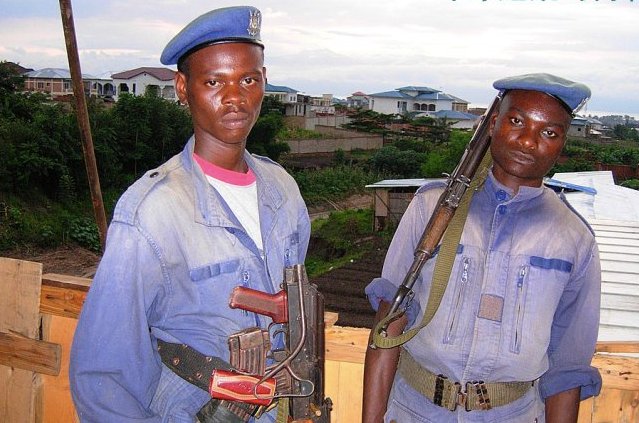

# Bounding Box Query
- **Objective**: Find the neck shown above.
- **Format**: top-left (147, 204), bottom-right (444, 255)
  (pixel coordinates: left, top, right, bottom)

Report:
top-left (193, 139), bottom-right (247, 172)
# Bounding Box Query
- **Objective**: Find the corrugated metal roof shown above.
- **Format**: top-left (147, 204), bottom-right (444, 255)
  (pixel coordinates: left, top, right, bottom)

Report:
top-left (556, 171), bottom-right (639, 342)
top-left (589, 219), bottom-right (639, 342)
top-left (365, 178), bottom-right (439, 189)
top-left (25, 67), bottom-right (100, 80)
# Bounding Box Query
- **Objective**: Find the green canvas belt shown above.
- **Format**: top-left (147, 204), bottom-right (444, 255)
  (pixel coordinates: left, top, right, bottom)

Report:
top-left (398, 350), bottom-right (534, 412)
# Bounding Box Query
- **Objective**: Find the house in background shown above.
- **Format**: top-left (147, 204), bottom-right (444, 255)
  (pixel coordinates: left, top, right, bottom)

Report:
top-left (568, 116), bottom-right (605, 138)
top-left (347, 91), bottom-right (369, 109)
top-left (367, 85), bottom-right (469, 115)
top-left (265, 83), bottom-right (308, 116)
top-left (428, 109), bottom-right (480, 130)
top-left (23, 68), bottom-right (114, 99)
top-left (111, 67), bottom-right (176, 101)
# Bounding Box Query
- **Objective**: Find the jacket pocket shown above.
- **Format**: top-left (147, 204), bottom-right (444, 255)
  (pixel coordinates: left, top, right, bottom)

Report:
top-left (443, 256), bottom-right (471, 345)
top-left (510, 265), bottom-right (529, 354)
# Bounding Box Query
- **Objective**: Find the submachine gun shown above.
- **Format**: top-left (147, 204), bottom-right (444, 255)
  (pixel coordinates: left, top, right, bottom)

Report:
top-left (372, 95), bottom-right (502, 347)
top-left (212, 264), bottom-right (332, 422)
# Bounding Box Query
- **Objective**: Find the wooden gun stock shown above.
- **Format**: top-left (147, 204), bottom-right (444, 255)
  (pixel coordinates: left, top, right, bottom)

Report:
top-left (229, 286), bottom-right (288, 324)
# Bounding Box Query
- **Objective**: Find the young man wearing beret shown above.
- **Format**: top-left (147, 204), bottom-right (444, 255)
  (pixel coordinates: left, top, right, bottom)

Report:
top-left (70, 7), bottom-right (310, 422)
top-left (363, 74), bottom-right (602, 422)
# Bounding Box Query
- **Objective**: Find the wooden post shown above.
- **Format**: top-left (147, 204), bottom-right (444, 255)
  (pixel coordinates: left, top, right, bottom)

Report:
top-left (0, 258), bottom-right (43, 423)
top-left (58, 0), bottom-right (108, 251)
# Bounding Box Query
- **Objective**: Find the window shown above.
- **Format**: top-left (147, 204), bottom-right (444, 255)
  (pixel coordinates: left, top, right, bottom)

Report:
top-left (428, 104), bottom-right (436, 111)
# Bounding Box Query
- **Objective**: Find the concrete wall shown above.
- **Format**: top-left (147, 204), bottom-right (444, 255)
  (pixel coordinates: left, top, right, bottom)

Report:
top-left (285, 135), bottom-right (383, 154)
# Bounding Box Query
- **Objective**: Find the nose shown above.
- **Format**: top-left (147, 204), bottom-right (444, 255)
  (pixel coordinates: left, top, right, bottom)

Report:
top-left (516, 126), bottom-right (538, 150)
top-left (222, 83), bottom-right (245, 107)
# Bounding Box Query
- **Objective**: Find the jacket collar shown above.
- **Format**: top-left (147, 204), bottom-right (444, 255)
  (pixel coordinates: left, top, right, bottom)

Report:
top-left (181, 137), bottom-right (284, 227)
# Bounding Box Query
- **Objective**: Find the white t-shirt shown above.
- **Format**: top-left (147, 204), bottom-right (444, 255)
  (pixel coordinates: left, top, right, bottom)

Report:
top-left (193, 153), bottom-right (263, 253)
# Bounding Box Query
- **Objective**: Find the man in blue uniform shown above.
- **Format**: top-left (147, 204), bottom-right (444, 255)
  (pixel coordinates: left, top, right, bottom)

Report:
top-left (363, 74), bottom-right (601, 422)
top-left (70, 7), bottom-right (310, 422)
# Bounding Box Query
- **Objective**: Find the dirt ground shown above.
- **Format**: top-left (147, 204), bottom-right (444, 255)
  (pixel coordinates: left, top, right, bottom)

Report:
top-left (3, 193), bottom-right (380, 328)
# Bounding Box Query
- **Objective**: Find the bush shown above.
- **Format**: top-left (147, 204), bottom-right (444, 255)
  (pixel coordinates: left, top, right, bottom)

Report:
top-left (620, 179), bottom-right (639, 190)
top-left (292, 166), bottom-right (379, 206)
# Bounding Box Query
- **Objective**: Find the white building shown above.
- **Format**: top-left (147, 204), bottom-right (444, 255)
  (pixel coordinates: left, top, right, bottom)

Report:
top-left (368, 86), bottom-right (469, 115)
top-left (265, 83), bottom-right (308, 116)
top-left (111, 67), bottom-right (176, 101)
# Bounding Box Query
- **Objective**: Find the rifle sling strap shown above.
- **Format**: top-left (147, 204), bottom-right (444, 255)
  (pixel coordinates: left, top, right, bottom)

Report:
top-left (156, 339), bottom-right (255, 422)
top-left (373, 153), bottom-right (492, 349)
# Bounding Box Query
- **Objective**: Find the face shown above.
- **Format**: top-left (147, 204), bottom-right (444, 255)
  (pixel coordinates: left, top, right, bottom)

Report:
top-left (489, 90), bottom-right (572, 192)
top-left (175, 42), bottom-right (265, 152)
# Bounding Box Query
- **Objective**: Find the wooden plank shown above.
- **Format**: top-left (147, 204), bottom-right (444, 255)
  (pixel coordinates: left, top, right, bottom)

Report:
top-left (324, 361), bottom-right (342, 423)
top-left (40, 273), bottom-right (90, 319)
top-left (0, 257), bottom-right (43, 423)
top-left (592, 354), bottom-right (639, 391)
top-left (325, 326), bottom-right (369, 364)
top-left (591, 388), bottom-right (639, 423)
top-left (41, 315), bottom-right (79, 423)
top-left (0, 331), bottom-right (60, 375)
top-left (324, 312), bottom-right (339, 329)
top-left (596, 341), bottom-right (639, 354)
top-left (577, 396), bottom-right (593, 423)
top-left (334, 360), bottom-right (363, 423)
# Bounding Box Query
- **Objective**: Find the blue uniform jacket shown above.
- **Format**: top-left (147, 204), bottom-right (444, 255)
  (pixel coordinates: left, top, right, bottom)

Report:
top-left (366, 172), bottom-right (602, 422)
top-left (70, 137), bottom-right (311, 422)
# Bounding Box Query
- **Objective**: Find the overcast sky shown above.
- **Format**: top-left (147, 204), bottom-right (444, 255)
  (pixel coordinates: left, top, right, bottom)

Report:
top-left (1, 0), bottom-right (638, 117)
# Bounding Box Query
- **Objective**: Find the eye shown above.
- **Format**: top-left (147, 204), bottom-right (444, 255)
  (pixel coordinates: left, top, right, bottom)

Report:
top-left (542, 129), bottom-right (558, 138)
top-left (509, 117), bottom-right (523, 126)
top-left (241, 77), bottom-right (257, 85)
top-left (205, 80), bottom-right (220, 87)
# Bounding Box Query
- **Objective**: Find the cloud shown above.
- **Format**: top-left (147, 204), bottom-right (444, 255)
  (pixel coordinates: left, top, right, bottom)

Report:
top-left (2, 0), bottom-right (637, 114)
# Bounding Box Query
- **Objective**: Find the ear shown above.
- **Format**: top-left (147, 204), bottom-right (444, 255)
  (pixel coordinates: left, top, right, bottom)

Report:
top-left (175, 71), bottom-right (188, 105)
top-left (262, 66), bottom-right (267, 85)
top-left (488, 111), bottom-right (498, 137)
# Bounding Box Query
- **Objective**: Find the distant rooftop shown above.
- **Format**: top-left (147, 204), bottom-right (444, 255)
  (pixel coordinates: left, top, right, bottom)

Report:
top-left (265, 83), bottom-right (298, 93)
top-left (111, 67), bottom-right (175, 81)
top-left (25, 67), bottom-right (103, 80)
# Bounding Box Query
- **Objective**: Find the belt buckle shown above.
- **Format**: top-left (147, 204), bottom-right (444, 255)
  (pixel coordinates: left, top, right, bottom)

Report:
top-left (455, 383), bottom-right (467, 412)
top-left (466, 380), bottom-right (492, 411)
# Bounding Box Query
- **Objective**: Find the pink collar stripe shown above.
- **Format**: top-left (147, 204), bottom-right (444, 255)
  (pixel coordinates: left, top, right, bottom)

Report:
top-left (193, 153), bottom-right (256, 186)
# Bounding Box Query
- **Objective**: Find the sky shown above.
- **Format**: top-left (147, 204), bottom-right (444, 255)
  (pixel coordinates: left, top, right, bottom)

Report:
top-left (1, 0), bottom-right (638, 117)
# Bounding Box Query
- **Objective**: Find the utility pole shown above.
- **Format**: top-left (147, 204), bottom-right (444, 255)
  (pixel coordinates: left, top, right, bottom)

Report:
top-left (59, 0), bottom-right (108, 251)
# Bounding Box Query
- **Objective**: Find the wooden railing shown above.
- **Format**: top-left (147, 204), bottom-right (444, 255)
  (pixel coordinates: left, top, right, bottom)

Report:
top-left (1, 267), bottom-right (638, 422)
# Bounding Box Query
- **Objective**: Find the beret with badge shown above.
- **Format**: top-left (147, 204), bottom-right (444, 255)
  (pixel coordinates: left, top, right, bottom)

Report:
top-left (160, 6), bottom-right (263, 67)
top-left (493, 73), bottom-right (591, 115)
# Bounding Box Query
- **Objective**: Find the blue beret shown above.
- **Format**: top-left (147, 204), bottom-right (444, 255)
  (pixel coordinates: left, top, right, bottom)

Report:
top-left (160, 6), bottom-right (263, 66)
top-left (493, 73), bottom-right (591, 115)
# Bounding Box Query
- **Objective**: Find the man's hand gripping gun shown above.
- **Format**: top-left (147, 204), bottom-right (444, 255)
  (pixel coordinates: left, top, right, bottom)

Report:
top-left (209, 264), bottom-right (332, 422)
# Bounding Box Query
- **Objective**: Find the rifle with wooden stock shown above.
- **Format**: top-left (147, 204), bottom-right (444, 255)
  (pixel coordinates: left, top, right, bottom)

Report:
top-left (371, 95), bottom-right (502, 349)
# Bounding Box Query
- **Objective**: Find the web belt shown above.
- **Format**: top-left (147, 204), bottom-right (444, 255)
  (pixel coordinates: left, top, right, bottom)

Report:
top-left (398, 349), bottom-right (534, 412)
top-left (156, 339), bottom-right (256, 422)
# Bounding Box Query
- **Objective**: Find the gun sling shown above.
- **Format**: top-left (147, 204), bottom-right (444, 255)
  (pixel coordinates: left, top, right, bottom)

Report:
top-left (156, 339), bottom-right (256, 422)
top-left (398, 349), bottom-right (534, 412)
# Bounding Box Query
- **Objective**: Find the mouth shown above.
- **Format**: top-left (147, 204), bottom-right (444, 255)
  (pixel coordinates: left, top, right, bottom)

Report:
top-left (221, 112), bottom-right (250, 130)
top-left (509, 150), bottom-right (535, 165)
